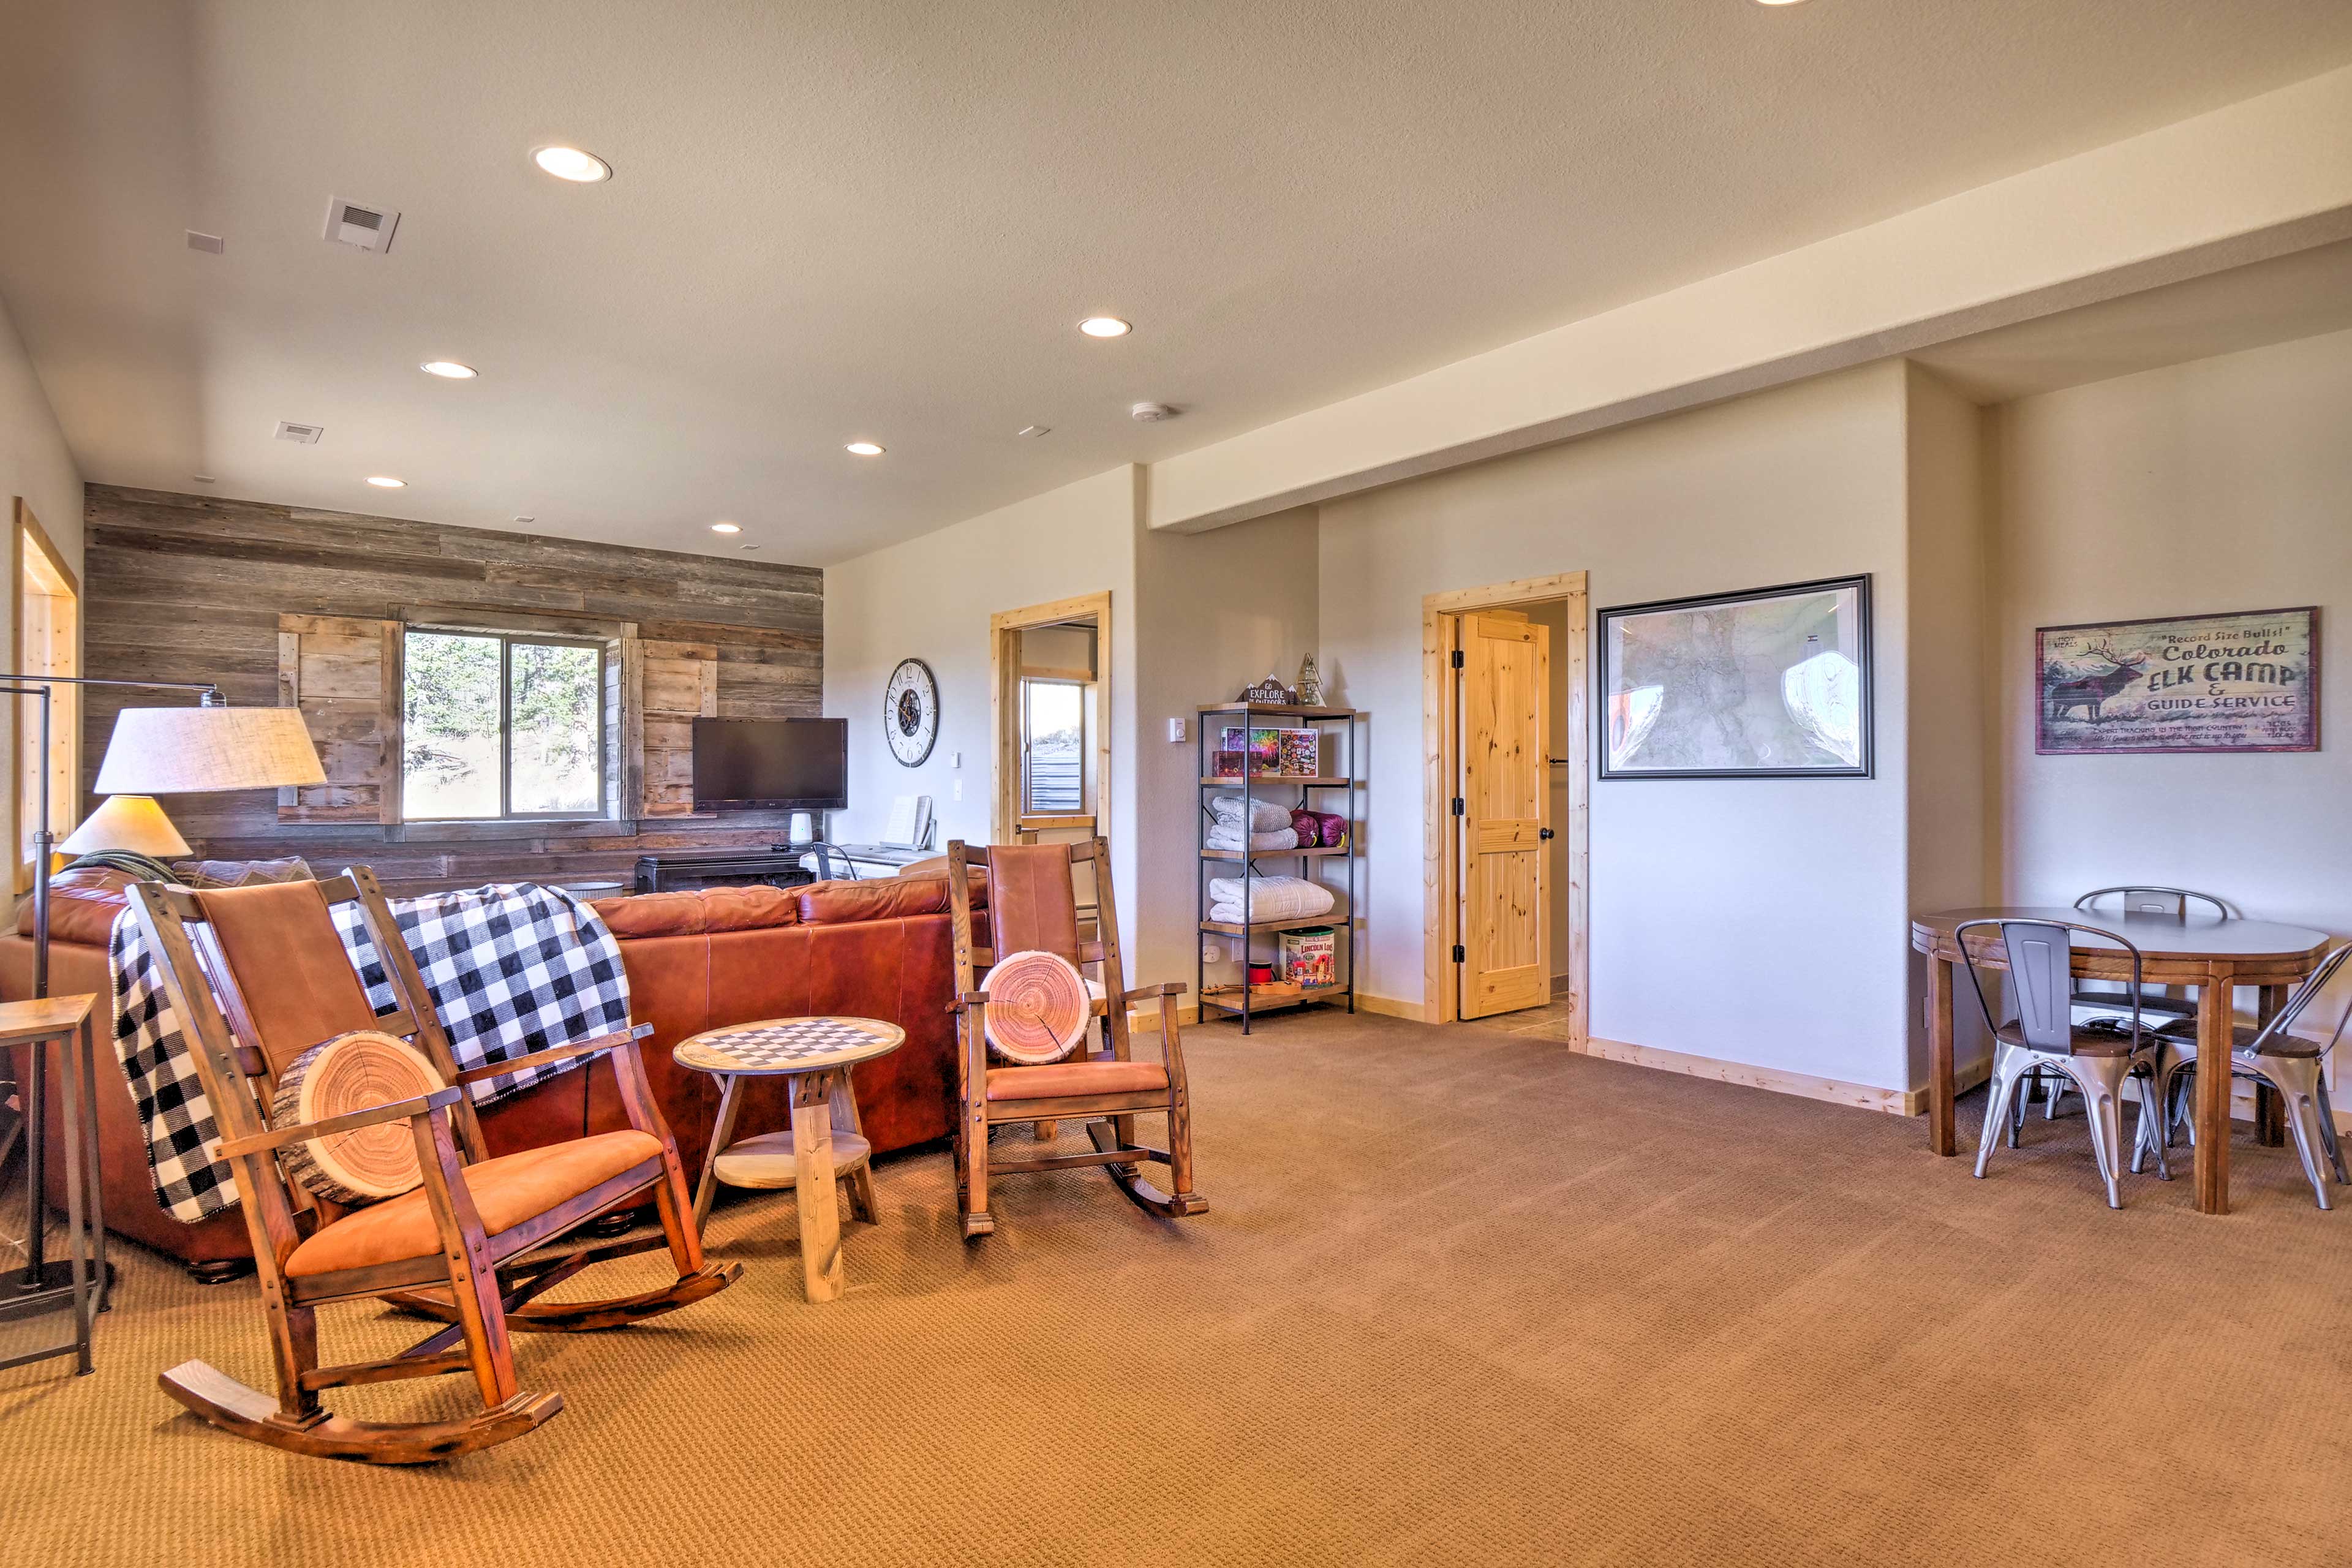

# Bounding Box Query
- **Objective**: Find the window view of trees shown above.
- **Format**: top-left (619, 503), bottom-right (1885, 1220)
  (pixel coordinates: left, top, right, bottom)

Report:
top-left (404, 630), bottom-right (601, 819)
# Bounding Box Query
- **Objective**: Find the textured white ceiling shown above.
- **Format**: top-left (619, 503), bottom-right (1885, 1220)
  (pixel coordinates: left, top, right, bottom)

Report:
top-left (3, 1), bottom-right (2350, 565)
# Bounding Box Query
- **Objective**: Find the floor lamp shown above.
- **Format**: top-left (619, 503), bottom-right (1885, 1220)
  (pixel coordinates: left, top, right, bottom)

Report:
top-left (1, 677), bottom-right (323, 1321)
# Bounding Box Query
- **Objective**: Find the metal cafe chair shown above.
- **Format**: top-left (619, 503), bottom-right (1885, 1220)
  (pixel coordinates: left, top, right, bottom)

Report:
top-left (2141, 943), bottom-right (2352, 1210)
top-left (2023, 886), bottom-right (2234, 1129)
top-left (1962, 918), bottom-right (2168, 1208)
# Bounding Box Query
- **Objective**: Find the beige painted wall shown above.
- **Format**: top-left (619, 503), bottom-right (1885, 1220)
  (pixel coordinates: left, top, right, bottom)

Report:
top-left (0, 290), bottom-right (85, 872)
top-left (1992, 326), bottom-right (2352, 1039)
top-left (1903, 365), bottom-right (1994, 1078)
top-left (823, 465), bottom-right (1140, 960)
top-left (1318, 361), bottom-right (1918, 1091)
top-left (1133, 504), bottom-right (1321, 995)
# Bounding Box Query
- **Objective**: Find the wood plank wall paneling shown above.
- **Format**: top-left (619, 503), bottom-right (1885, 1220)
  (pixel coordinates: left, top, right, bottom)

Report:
top-left (82, 484), bottom-right (824, 893)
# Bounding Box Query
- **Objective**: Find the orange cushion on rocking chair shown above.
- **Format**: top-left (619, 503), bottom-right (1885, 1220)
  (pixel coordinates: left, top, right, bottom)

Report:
top-left (271, 1030), bottom-right (447, 1205)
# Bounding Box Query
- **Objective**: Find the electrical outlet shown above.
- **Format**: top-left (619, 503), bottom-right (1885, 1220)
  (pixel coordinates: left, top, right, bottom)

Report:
top-left (1168, 717), bottom-right (1187, 743)
top-left (952, 778), bottom-right (963, 801)
top-left (1201, 941), bottom-right (1221, 963)
top-left (951, 750), bottom-right (961, 769)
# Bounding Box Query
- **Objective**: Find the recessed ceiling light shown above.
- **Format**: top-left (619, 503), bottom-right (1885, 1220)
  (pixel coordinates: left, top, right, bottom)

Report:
top-left (710, 521), bottom-right (742, 533)
top-left (420, 360), bottom-right (477, 379)
top-left (1754, 0), bottom-right (1812, 6)
top-left (845, 441), bottom-right (884, 456)
top-left (1078, 317), bottom-right (1131, 338)
top-left (366, 475), bottom-right (407, 488)
top-left (532, 146), bottom-right (612, 183)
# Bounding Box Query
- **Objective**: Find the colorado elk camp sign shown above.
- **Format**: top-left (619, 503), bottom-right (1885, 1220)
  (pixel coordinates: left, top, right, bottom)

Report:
top-left (2036, 607), bottom-right (2319, 755)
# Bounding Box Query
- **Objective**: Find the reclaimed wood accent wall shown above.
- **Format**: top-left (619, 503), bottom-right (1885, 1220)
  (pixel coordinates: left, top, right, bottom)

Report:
top-left (83, 484), bottom-right (823, 891)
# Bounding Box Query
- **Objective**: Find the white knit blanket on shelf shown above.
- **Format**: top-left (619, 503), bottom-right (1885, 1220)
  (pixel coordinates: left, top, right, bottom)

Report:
top-left (1205, 826), bottom-right (1298, 852)
top-left (1206, 875), bottom-right (1335, 924)
top-left (1207, 794), bottom-right (1294, 833)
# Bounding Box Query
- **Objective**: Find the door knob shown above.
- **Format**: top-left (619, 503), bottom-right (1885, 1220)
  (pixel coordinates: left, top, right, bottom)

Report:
top-left (1539, 827), bottom-right (1555, 840)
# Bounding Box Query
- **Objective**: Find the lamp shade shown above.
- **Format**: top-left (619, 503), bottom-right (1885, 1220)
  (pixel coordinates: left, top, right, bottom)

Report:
top-left (93, 706), bottom-right (327, 794)
top-left (58, 794), bottom-right (192, 858)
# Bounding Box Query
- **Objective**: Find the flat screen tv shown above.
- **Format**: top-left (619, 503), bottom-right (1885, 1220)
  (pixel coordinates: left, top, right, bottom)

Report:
top-left (692, 717), bottom-right (848, 812)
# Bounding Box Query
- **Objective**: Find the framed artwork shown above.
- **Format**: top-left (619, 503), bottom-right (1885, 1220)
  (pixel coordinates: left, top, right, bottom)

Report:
top-left (1597, 575), bottom-right (1872, 779)
top-left (2036, 606), bottom-right (2318, 755)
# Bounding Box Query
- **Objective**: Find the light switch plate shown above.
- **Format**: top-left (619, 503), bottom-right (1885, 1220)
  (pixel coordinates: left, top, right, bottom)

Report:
top-left (951, 750), bottom-right (961, 769)
top-left (1167, 717), bottom-right (1187, 742)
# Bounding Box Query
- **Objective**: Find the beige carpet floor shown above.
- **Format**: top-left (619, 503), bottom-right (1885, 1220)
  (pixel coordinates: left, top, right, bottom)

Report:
top-left (4, 1005), bottom-right (2351, 1567)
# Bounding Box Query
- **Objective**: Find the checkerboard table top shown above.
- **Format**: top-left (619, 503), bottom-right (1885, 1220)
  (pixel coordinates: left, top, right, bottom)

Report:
top-left (671, 1016), bottom-right (907, 1076)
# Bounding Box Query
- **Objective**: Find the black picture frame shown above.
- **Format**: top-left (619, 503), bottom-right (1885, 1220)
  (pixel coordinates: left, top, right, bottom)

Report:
top-left (1595, 573), bottom-right (1874, 780)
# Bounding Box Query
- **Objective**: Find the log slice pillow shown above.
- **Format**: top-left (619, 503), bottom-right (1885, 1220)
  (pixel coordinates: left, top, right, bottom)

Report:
top-left (270, 1030), bottom-right (447, 1205)
top-left (982, 950), bottom-right (1095, 1066)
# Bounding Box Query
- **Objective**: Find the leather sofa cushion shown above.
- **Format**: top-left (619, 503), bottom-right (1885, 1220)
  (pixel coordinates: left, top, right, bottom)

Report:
top-left (283, 1129), bottom-right (662, 1276)
top-left (986, 1052), bottom-right (1168, 1102)
top-left (18, 866), bottom-right (137, 946)
top-left (799, 870), bottom-right (984, 925)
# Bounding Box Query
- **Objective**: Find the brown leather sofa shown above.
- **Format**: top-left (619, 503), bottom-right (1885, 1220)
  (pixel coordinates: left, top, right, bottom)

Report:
top-left (0, 867), bottom-right (981, 1278)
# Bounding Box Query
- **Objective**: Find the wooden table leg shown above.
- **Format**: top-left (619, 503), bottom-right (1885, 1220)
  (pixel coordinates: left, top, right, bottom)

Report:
top-left (2194, 966), bottom-right (2236, 1214)
top-left (690, 1074), bottom-right (743, 1234)
top-left (1928, 952), bottom-right (1956, 1156)
top-left (793, 1071), bottom-right (845, 1302)
top-left (828, 1070), bottom-right (878, 1224)
top-left (2255, 986), bottom-right (2286, 1146)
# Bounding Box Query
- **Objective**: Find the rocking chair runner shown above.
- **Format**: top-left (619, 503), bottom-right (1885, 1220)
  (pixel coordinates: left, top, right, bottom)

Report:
top-left (127, 869), bottom-right (740, 1464)
top-left (944, 839), bottom-right (1206, 1238)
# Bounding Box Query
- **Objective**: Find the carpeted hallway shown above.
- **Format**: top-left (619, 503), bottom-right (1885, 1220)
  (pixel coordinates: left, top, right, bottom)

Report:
top-left (4, 1006), bottom-right (2350, 1567)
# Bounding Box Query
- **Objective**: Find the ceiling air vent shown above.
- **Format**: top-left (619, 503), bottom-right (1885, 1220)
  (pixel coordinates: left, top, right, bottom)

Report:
top-left (185, 230), bottom-right (225, 254)
top-left (322, 197), bottom-right (399, 253)
top-left (274, 420), bottom-right (325, 444)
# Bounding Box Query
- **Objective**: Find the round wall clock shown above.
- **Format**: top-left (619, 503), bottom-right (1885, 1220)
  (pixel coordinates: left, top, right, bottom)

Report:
top-left (884, 658), bottom-right (940, 766)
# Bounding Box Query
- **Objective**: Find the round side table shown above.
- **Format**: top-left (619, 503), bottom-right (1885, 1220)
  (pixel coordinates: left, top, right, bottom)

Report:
top-left (673, 1016), bottom-right (905, 1302)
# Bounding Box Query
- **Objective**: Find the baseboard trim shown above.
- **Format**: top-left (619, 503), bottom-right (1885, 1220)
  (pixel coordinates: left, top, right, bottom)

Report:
top-left (1577, 1035), bottom-right (1942, 1119)
top-left (1355, 992), bottom-right (1425, 1021)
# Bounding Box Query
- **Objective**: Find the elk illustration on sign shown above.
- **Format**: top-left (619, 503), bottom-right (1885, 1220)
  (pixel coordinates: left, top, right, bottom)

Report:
top-left (2035, 608), bottom-right (2318, 755)
top-left (2043, 638), bottom-right (2149, 725)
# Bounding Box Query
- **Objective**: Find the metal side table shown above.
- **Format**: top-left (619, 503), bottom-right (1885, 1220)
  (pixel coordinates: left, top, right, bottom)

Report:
top-left (0, 993), bottom-right (107, 1376)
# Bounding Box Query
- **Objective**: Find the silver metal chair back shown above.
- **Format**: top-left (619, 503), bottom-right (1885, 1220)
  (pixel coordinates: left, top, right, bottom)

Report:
top-left (2074, 886), bottom-right (2231, 921)
top-left (2247, 943), bottom-right (2352, 1060)
top-left (1956, 918), bottom-right (2146, 1050)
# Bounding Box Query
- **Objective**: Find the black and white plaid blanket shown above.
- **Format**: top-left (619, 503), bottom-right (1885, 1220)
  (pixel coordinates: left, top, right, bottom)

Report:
top-left (109, 882), bottom-right (633, 1224)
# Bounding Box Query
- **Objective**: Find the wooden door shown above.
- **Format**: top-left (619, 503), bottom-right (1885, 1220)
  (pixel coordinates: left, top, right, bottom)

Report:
top-left (1457, 612), bottom-right (1550, 1019)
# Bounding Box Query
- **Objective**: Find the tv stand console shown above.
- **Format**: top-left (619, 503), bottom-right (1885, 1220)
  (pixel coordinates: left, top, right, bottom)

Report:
top-left (632, 844), bottom-right (846, 895)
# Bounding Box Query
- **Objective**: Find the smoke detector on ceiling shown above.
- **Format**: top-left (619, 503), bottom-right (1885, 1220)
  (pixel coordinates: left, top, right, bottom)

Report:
top-left (274, 420), bottom-right (324, 444)
top-left (322, 197), bottom-right (400, 253)
top-left (1129, 402), bottom-right (1178, 423)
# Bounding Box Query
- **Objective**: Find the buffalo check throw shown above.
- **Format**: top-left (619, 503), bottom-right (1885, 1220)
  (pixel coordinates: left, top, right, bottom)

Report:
top-left (109, 882), bottom-right (633, 1224)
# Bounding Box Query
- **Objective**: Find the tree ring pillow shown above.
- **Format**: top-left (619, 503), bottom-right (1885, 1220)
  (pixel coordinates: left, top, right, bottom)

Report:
top-left (270, 1030), bottom-right (447, 1205)
top-left (983, 950), bottom-right (1094, 1065)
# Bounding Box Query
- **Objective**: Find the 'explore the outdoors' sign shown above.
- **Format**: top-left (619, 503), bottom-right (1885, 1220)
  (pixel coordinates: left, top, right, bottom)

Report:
top-left (2036, 606), bottom-right (2320, 755)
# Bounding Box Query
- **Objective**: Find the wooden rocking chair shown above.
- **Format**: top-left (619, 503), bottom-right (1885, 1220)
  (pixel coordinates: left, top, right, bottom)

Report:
top-left (944, 839), bottom-right (1206, 1237)
top-left (127, 869), bottom-right (740, 1464)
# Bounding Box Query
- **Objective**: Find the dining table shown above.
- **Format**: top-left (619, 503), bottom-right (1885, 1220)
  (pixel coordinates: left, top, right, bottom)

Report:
top-left (1912, 905), bottom-right (2334, 1214)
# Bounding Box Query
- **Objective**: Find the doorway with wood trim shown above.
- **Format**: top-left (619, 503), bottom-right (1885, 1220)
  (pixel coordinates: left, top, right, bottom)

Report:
top-left (990, 591), bottom-right (1112, 923)
top-left (1422, 573), bottom-right (1589, 1039)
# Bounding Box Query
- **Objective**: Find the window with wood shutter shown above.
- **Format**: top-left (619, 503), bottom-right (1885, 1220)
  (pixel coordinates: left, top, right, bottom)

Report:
top-left (276, 614), bottom-right (398, 823)
top-left (626, 638), bottom-right (717, 818)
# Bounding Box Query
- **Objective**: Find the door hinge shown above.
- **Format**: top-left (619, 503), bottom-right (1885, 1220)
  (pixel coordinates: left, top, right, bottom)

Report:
top-left (1452, 943), bottom-right (1466, 964)
top-left (1450, 797), bottom-right (1464, 816)
top-left (1450, 648), bottom-right (1464, 669)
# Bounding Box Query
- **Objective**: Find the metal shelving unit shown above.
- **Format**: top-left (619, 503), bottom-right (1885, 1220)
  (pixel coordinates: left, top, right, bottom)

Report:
top-left (1195, 702), bottom-right (1365, 1033)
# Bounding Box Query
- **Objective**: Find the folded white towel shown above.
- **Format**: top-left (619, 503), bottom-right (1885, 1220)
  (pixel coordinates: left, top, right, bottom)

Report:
top-left (1206, 826), bottom-right (1298, 852)
top-left (1205, 875), bottom-right (1335, 923)
top-left (1208, 794), bottom-right (1293, 833)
